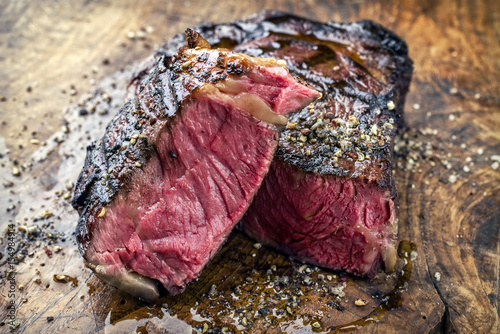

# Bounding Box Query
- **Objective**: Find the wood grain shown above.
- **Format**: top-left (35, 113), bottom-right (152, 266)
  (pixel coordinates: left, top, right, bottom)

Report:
top-left (0, 0), bottom-right (499, 333)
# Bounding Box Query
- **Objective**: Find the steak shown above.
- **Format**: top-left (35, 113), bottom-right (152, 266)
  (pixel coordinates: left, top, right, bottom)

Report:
top-left (155, 11), bottom-right (412, 277)
top-left (233, 12), bottom-right (412, 277)
top-left (72, 29), bottom-right (319, 301)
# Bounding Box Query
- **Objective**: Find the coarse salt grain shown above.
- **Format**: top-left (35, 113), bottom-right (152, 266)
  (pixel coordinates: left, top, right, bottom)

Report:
top-left (354, 299), bottom-right (368, 306)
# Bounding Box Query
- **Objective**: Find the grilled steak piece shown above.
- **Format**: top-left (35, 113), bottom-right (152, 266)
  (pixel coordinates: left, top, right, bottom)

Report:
top-left (72, 29), bottom-right (319, 301)
top-left (149, 11), bottom-right (411, 277)
top-left (232, 12), bottom-right (412, 277)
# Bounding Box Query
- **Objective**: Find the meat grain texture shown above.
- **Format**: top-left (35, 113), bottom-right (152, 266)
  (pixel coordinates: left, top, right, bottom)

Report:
top-left (72, 29), bottom-right (319, 301)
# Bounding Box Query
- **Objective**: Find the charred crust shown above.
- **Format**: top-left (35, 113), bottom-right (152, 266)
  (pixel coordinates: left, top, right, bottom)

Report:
top-left (73, 59), bottom-right (176, 253)
top-left (226, 61), bottom-right (246, 75)
top-left (169, 48), bottom-right (249, 92)
top-left (185, 28), bottom-right (211, 49)
top-left (185, 28), bottom-right (198, 48)
top-left (216, 54), bottom-right (226, 68)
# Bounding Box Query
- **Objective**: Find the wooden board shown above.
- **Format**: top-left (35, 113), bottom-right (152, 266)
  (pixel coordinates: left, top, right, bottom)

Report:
top-left (0, 0), bottom-right (499, 333)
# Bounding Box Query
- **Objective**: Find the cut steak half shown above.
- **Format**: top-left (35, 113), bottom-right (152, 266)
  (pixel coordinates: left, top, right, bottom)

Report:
top-left (230, 12), bottom-right (413, 277)
top-left (72, 29), bottom-right (319, 301)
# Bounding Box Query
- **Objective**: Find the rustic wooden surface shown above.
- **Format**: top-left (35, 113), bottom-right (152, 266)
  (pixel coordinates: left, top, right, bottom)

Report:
top-left (0, 0), bottom-right (499, 333)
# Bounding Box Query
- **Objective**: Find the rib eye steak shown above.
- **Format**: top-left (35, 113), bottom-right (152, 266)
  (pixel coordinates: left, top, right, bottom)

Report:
top-left (72, 29), bottom-right (319, 301)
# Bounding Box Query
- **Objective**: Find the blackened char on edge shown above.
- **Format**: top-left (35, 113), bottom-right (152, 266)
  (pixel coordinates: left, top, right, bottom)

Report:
top-left (139, 10), bottom-right (412, 277)
top-left (72, 29), bottom-right (319, 301)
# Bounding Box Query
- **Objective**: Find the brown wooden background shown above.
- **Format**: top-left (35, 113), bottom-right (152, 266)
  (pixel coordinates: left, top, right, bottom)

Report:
top-left (0, 0), bottom-right (499, 333)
